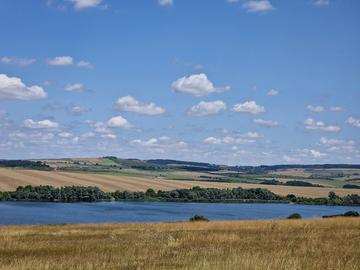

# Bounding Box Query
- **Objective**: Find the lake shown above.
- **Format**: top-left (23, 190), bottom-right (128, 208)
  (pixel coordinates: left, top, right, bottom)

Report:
top-left (1, 202), bottom-right (359, 225)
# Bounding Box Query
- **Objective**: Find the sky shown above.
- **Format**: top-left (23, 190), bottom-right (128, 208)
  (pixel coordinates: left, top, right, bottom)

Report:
top-left (0, 0), bottom-right (359, 165)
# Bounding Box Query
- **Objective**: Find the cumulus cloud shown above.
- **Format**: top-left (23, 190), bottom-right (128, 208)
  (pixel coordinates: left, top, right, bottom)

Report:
top-left (314, 0), bottom-right (329, 7)
top-left (330, 106), bottom-right (344, 112)
top-left (346, 117), bottom-right (360, 128)
top-left (47, 56), bottom-right (74, 66)
top-left (319, 137), bottom-right (355, 147)
top-left (300, 148), bottom-right (327, 158)
top-left (68, 105), bottom-right (90, 115)
top-left (304, 118), bottom-right (340, 132)
top-left (58, 132), bottom-right (73, 138)
top-left (254, 118), bottom-right (279, 127)
top-left (203, 132), bottom-right (260, 145)
top-left (107, 116), bottom-right (132, 129)
top-left (101, 133), bottom-right (117, 140)
top-left (23, 119), bottom-right (59, 129)
top-left (116, 96), bottom-right (165, 115)
top-left (77, 61), bottom-right (94, 68)
top-left (70, 0), bottom-right (103, 9)
top-left (64, 83), bottom-right (85, 92)
top-left (1, 56), bottom-right (36, 67)
top-left (188, 100), bottom-right (226, 116)
top-left (130, 137), bottom-right (187, 153)
top-left (0, 74), bottom-right (47, 101)
top-left (158, 0), bottom-right (173, 6)
top-left (307, 105), bottom-right (325, 113)
top-left (267, 89), bottom-right (279, 96)
top-left (172, 73), bottom-right (230, 97)
top-left (282, 155), bottom-right (300, 163)
top-left (242, 0), bottom-right (274, 13)
top-left (47, 56), bottom-right (93, 68)
top-left (204, 136), bottom-right (256, 145)
top-left (233, 101), bottom-right (265, 114)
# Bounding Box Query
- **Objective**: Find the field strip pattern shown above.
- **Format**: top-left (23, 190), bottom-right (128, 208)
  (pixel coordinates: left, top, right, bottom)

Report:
top-left (0, 168), bottom-right (359, 198)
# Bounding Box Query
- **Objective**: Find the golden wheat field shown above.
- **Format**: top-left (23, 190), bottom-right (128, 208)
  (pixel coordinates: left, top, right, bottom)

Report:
top-left (1, 168), bottom-right (359, 198)
top-left (0, 218), bottom-right (359, 270)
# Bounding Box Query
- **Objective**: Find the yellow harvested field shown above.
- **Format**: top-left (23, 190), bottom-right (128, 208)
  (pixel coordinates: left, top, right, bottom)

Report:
top-left (1, 218), bottom-right (359, 270)
top-left (0, 168), bottom-right (359, 198)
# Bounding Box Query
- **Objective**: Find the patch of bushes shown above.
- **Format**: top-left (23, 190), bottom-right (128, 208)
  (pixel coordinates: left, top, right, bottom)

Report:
top-left (343, 184), bottom-right (360, 189)
top-left (0, 160), bottom-right (52, 171)
top-left (189, 215), bottom-right (209, 222)
top-left (343, 211), bottom-right (359, 217)
top-left (287, 213), bottom-right (302, 219)
top-left (285, 181), bottom-right (323, 187)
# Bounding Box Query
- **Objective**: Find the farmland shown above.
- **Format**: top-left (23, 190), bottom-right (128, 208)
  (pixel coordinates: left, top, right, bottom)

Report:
top-left (0, 157), bottom-right (360, 198)
top-left (0, 218), bottom-right (359, 270)
top-left (0, 168), bottom-right (360, 198)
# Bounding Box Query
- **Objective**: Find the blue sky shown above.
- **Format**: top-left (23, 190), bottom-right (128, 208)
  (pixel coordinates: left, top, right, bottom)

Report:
top-left (0, 0), bottom-right (359, 165)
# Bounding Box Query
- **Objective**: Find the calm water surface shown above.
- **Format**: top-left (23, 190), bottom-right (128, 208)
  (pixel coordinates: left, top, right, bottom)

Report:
top-left (1, 202), bottom-right (359, 225)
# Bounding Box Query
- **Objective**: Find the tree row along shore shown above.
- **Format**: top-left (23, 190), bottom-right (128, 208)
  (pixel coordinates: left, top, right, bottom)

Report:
top-left (1, 185), bottom-right (360, 206)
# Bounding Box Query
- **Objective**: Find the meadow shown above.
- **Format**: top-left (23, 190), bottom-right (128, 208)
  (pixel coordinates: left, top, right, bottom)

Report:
top-left (0, 218), bottom-right (359, 270)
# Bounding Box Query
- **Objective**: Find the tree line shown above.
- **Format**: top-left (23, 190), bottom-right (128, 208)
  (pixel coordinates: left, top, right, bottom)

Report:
top-left (0, 185), bottom-right (360, 205)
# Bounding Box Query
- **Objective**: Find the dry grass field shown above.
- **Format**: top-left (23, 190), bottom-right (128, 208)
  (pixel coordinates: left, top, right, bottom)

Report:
top-left (0, 218), bottom-right (359, 270)
top-left (1, 168), bottom-right (360, 198)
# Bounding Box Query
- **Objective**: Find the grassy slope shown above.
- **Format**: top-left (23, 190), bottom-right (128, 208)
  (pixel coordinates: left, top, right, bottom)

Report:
top-left (0, 218), bottom-right (359, 270)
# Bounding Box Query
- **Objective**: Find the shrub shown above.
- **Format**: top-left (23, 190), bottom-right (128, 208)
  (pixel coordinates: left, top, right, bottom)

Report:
top-left (189, 215), bottom-right (209, 222)
top-left (287, 213), bottom-right (302, 219)
top-left (343, 184), bottom-right (360, 189)
top-left (343, 211), bottom-right (359, 217)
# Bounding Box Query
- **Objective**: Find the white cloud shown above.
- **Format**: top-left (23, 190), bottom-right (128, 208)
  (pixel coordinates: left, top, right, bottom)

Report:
top-left (319, 137), bottom-right (355, 147)
top-left (70, 0), bottom-right (103, 9)
top-left (1, 56), bottom-right (36, 67)
top-left (203, 137), bottom-right (222, 145)
top-left (0, 74), bottom-right (47, 100)
top-left (267, 89), bottom-right (279, 96)
top-left (92, 122), bottom-right (111, 134)
top-left (101, 134), bottom-right (117, 140)
top-left (77, 60), bottom-right (94, 68)
top-left (64, 83), bottom-right (84, 92)
top-left (314, 0), bottom-right (329, 7)
top-left (282, 155), bottom-right (300, 163)
top-left (188, 100), bottom-right (226, 116)
top-left (242, 132), bottom-right (261, 139)
top-left (330, 106), bottom-right (344, 112)
top-left (132, 138), bottom-right (158, 147)
top-left (242, 0), bottom-right (274, 13)
top-left (172, 73), bottom-right (230, 97)
top-left (346, 117), bottom-right (360, 128)
top-left (203, 132), bottom-right (260, 145)
top-left (130, 137), bottom-right (187, 151)
top-left (68, 105), bottom-right (90, 115)
top-left (116, 96), bottom-right (165, 116)
top-left (47, 56), bottom-right (93, 68)
top-left (254, 118), bottom-right (279, 127)
top-left (204, 136), bottom-right (256, 145)
top-left (233, 101), bottom-right (265, 114)
top-left (23, 119), bottom-right (59, 129)
top-left (304, 118), bottom-right (340, 132)
top-left (47, 56), bottom-right (74, 66)
top-left (158, 0), bottom-right (173, 6)
top-left (301, 148), bottom-right (327, 158)
top-left (107, 116), bottom-right (132, 129)
top-left (307, 105), bottom-right (325, 113)
top-left (58, 132), bottom-right (73, 138)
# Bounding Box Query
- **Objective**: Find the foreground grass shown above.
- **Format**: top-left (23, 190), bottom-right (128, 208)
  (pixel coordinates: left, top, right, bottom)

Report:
top-left (1, 219), bottom-right (359, 270)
